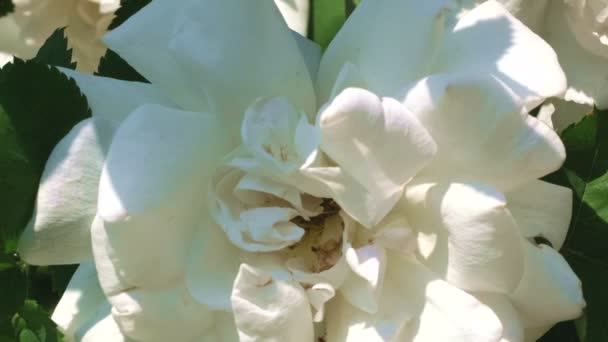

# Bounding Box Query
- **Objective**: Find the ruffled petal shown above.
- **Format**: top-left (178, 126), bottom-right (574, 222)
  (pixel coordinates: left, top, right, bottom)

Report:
top-left (310, 88), bottom-right (435, 227)
top-left (231, 264), bottom-right (314, 342)
top-left (506, 180), bottom-right (572, 249)
top-left (186, 221), bottom-right (284, 311)
top-left (326, 254), bottom-right (503, 342)
top-left (403, 74), bottom-right (565, 191)
top-left (510, 243), bottom-right (585, 328)
top-left (96, 104), bottom-right (228, 291)
top-left (18, 119), bottom-right (111, 265)
top-left (105, 0), bottom-right (315, 138)
top-left (318, 0), bottom-right (565, 106)
top-left (404, 181), bottom-right (524, 293)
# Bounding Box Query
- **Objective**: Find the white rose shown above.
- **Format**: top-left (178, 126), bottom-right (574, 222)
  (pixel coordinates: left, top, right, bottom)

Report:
top-left (18, 0), bottom-right (583, 341)
top-left (474, 0), bottom-right (608, 131)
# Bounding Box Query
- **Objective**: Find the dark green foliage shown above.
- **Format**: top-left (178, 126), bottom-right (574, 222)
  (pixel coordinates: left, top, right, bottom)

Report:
top-left (32, 29), bottom-right (76, 69)
top-left (96, 49), bottom-right (147, 82)
top-left (311, 0), bottom-right (346, 49)
top-left (0, 0), bottom-right (14, 18)
top-left (0, 56), bottom-right (89, 341)
top-left (545, 110), bottom-right (608, 342)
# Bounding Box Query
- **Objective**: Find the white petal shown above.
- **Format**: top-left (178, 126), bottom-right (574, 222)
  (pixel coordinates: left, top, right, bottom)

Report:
top-left (404, 181), bottom-right (524, 293)
top-left (108, 284), bottom-right (213, 342)
top-left (506, 180), bottom-right (572, 249)
top-left (402, 279), bottom-right (503, 342)
top-left (200, 313), bottom-right (240, 342)
top-left (96, 104), bottom-right (228, 291)
top-left (328, 62), bottom-right (368, 102)
top-left (186, 222), bottom-right (241, 311)
top-left (327, 253), bottom-right (503, 342)
top-left (240, 97), bottom-right (318, 175)
top-left (18, 119), bottom-right (111, 265)
top-left (52, 263), bottom-right (109, 339)
top-left (318, 0), bottom-right (565, 106)
top-left (231, 264), bottom-right (314, 342)
top-left (275, 0), bottom-right (310, 36)
top-left (317, 0), bottom-right (454, 103)
top-left (60, 69), bottom-right (175, 126)
top-left (510, 243), bottom-right (585, 328)
top-left (307, 283), bottom-right (336, 322)
top-left (291, 31), bottom-right (321, 85)
top-left (210, 168), bottom-right (307, 252)
top-left (314, 88), bottom-right (435, 227)
top-left (51, 264), bottom-right (127, 341)
top-left (475, 293), bottom-right (525, 342)
top-left (403, 74), bottom-right (565, 191)
top-left (105, 0), bottom-right (316, 136)
top-left (543, 2), bottom-right (608, 109)
top-left (440, 0), bottom-right (566, 108)
top-left (77, 314), bottom-right (128, 342)
top-left (341, 244), bottom-right (387, 314)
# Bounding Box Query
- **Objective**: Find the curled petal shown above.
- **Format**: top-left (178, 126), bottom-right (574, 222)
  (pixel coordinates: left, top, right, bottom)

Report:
top-left (404, 181), bottom-right (524, 293)
top-left (510, 243), bottom-right (585, 328)
top-left (506, 180), bottom-right (572, 249)
top-left (403, 74), bottom-right (565, 191)
top-left (231, 264), bottom-right (314, 342)
top-left (310, 88), bottom-right (435, 227)
top-left (327, 254), bottom-right (503, 342)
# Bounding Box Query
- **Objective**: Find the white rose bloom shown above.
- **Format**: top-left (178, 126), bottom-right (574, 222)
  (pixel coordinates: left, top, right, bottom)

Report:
top-left (473, 0), bottom-right (608, 131)
top-left (18, 0), bottom-right (583, 341)
top-left (0, 0), bottom-right (120, 71)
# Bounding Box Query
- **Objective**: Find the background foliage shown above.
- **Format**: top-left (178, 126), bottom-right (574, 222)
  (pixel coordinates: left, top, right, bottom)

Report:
top-left (0, 0), bottom-right (606, 341)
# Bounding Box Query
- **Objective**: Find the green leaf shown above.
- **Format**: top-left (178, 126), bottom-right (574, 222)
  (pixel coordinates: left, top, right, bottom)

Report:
top-left (0, 59), bottom-right (90, 246)
top-left (96, 49), bottom-right (147, 82)
top-left (32, 28), bottom-right (76, 70)
top-left (545, 110), bottom-right (608, 342)
top-left (0, 267), bottom-right (26, 320)
top-left (0, 0), bottom-right (14, 18)
top-left (312, 0), bottom-right (346, 49)
top-left (18, 300), bottom-right (61, 342)
top-left (109, 0), bottom-right (152, 30)
top-left (18, 329), bottom-right (39, 342)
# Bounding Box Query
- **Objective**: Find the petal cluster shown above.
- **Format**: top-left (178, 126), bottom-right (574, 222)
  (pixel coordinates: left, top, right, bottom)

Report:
top-left (18, 0), bottom-right (584, 341)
